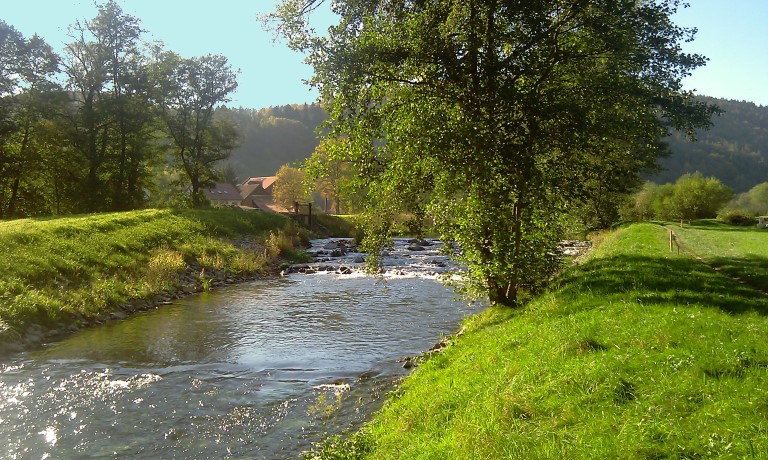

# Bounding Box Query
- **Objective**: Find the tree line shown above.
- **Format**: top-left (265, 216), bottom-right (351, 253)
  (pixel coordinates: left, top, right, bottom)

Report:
top-left (623, 172), bottom-right (768, 225)
top-left (0, 1), bottom-right (239, 217)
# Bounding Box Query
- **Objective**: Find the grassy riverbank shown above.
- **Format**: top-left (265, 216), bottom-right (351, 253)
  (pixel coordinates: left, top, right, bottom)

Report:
top-left (316, 222), bottom-right (768, 459)
top-left (0, 208), bottom-right (307, 345)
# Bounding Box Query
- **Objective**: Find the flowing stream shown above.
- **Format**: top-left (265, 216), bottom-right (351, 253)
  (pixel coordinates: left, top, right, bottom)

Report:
top-left (0, 238), bottom-right (480, 459)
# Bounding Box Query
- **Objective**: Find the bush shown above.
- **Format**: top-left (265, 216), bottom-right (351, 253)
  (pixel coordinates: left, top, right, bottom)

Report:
top-left (717, 209), bottom-right (757, 226)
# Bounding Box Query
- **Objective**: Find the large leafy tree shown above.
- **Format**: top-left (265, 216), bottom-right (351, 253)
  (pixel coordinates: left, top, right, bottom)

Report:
top-left (274, 0), bottom-right (717, 306)
top-left (304, 137), bottom-right (359, 214)
top-left (273, 163), bottom-right (308, 210)
top-left (2, 36), bottom-right (61, 217)
top-left (151, 51), bottom-right (239, 207)
top-left (0, 21), bottom-right (62, 218)
top-left (91, 0), bottom-right (156, 210)
top-left (670, 172), bottom-right (733, 221)
top-left (62, 0), bottom-right (155, 212)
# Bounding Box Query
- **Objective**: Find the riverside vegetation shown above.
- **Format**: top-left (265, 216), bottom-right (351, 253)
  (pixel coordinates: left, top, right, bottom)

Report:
top-left (310, 221), bottom-right (768, 459)
top-left (0, 208), bottom-right (324, 351)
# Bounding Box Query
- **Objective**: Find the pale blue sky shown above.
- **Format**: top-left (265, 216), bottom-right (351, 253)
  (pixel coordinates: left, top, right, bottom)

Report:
top-left (673, 0), bottom-right (768, 106)
top-left (3, 1), bottom-right (766, 108)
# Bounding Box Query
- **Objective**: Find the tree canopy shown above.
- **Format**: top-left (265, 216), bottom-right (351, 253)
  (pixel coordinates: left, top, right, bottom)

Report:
top-left (622, 173), bottom-right (734, 222)
top-left (274, 0), bottom-right (717, 306)
top-left (0, 1), bottom-right (242, 216)
top-left (151, 51), bottom-right (239, 207)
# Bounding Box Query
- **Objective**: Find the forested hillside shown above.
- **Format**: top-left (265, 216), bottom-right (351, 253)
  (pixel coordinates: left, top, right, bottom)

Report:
top-left (224, 104), bottom-right (327, 179)
top-left (656, 97), bottom-right (768, 192)
top-left (224, 97), bottom-right (767, 192)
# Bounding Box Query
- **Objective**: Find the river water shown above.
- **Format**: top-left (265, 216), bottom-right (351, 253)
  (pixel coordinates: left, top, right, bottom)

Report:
top-left (0, 238), bottom-right (480, 459)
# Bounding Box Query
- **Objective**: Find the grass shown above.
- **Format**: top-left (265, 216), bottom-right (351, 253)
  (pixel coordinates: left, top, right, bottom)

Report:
top-left (0, 208), bottom-right (304, 339)
top-left (314, 213), bottom-right (359, 238)
top-left (308, 222), bottom-right (768, 459)
top-left (670, 219), bottom-right (768, 292)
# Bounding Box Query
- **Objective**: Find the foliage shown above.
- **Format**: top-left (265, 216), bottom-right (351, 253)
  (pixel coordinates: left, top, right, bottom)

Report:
top-left (723, 181), bottom-right (768, 216)
top-left (304, 137), bottom-right (362, 214)
top-left (716, 209), bottom-right (757, 227)
top-left (0, 20), bottom-right (62, 218)
top-left (272, 163), bottom-right (308, 210)
top-left (150, 51), bottom-right (240, 207)
top-left (264, 222), bottom-right (312, 262)
top-left (669, 172), bottom-right (733, 220)
top-left (303, 432), bottom-right (373, 460)
top-left (60, 0), bottom-right (160, 212)
top-left (323, 223), bottom-right (768, 459)
top-left (273, 0), bottom-right (716, 306)
top-left (0, 2), bottom-right (246, 217)
top-left (624, 173), bottom-right (733, 222)
top-left (313, 212), bottom-right (358, 238)
top-left (0, 208), bottom-right (293, 336)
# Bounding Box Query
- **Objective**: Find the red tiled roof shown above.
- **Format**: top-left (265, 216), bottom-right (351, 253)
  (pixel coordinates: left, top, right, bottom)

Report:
top-left (240, 176), bottom-right (277, 197)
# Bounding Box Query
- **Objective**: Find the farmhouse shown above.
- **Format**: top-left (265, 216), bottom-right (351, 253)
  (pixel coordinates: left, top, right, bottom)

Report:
top-left (240, 176), bottom-right (280, 210)
top-left (203, 183), bottom-right (242, 207)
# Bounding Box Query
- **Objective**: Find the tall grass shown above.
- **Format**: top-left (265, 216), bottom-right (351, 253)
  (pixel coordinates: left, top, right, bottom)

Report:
top-left (309, 223), bottom-right (768, 459)
top-left (0, 209), bottom-right (297, 338)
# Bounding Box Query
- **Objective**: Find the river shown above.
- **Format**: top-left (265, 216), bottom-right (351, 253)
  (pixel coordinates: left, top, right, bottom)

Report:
top-left (0, 238), bottom-right (481, 459)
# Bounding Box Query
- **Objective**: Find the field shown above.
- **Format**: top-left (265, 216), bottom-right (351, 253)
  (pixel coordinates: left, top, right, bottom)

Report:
top-left (672, 220), bottom-right (768, 294)
top-left (0, 208), bottom-right (303, 343)
top-left (313, 221), bottom-right (768, 459)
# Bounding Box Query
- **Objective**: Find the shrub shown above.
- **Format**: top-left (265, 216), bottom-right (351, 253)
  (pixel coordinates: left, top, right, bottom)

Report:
top-left (265, 225), bottom-right (311, 262)
top-left (717, 210), bottom-right (757, 226)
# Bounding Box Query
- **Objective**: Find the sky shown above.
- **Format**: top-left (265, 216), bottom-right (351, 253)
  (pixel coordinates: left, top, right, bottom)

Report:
top-left (2, 0), bottom-right (767, 109)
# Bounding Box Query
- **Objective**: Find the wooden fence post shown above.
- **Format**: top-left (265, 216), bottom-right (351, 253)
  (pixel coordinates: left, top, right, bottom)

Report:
top-left (669, 230), bottom-right (673, 252)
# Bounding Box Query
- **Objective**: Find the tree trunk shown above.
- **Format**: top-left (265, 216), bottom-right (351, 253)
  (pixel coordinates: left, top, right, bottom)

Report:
top-left (487, 278), bottom-right (518, 307)
top-left (7, 122), bottom-right (31, 217)
top-left (7, 176), bottom-right (21, 217)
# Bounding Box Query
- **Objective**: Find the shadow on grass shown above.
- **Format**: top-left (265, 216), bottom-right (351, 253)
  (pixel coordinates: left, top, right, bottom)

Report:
top-left (674, 219), bottom-right (767, 233)
top-left (556, 253), bottom-right (768, 316)
top-left (708, 254), bottom-right (768, 291)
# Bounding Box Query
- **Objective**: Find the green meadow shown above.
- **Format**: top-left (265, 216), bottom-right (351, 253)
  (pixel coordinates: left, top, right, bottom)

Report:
top-left (313, 222), bottom-right (768, 459)
top-left (672, 220), bottom-right (768, 293)
top-left (0, 208), bottom-right (304, 340)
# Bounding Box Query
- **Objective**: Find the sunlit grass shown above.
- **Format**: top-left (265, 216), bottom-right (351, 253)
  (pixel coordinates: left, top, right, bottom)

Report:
top-left (313, 212), bottom-right (359, 238)
top-left (671, 219), bottom-right (768, 291)
top-left (0, 208), bottom-right (297, 336)
top-left (308, 223), bottom-right (768, 459)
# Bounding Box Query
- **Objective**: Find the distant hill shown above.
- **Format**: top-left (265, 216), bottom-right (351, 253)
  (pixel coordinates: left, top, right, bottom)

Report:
top-left (222, 104), bottom-right (328, 180)
top-left (222, 98), bottom-right (767, 193)
top-left (654, 97), bottom-right (768, 192)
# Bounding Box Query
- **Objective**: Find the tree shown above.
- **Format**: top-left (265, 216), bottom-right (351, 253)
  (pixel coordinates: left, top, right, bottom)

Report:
top-left (92, 0), bottom-right (155, 210)
top-left (273, 0), bottom-right (717, 306)
top-left (304, 137), bottom-right (358, 214)
top-left (0, 22), bottom-right (62, 218)
top-left (273, 164), bottom-right (307, 210)
top-left (62, 0), bottom-right (156, 212)
top-left (151, 51), bottom-right (239, 207)
top-left (620, 182), bottom-right (659, 222)
top-left (725, 182), bottom-right (768, 216)
top-left (670, 172), bottom-right (733, 220)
